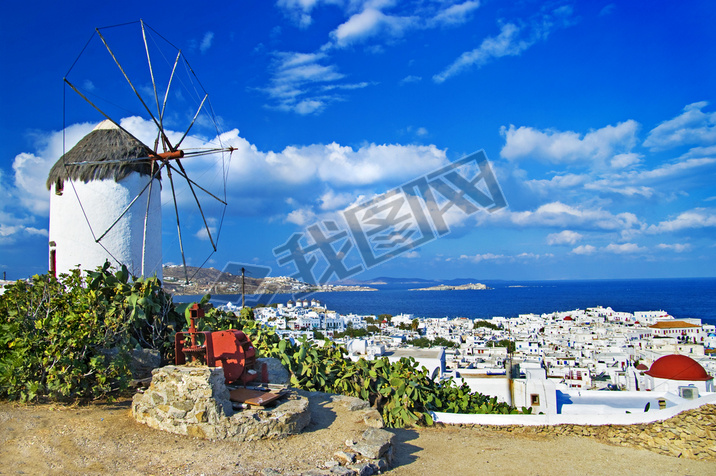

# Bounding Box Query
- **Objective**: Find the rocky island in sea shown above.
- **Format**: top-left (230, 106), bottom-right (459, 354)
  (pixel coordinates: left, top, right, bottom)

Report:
top-left (410, 282), bottom-right (491, 291)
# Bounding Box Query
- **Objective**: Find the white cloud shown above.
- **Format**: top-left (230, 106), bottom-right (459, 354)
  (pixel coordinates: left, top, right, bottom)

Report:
top-left (276, 0), bottom-right (327, 28)
top-left (657, 243), bottom-right (691, 253)
top-left (262, 51), bottom-right (347, 114)
top-left (286, 207), bottom-right (317, 225)
top-left (400, 75), bottom-right (422, 84)
top-left (610, 153), bottom-right (642, 169)
top-left (583, 156), bottom-right (716, 199)
top-left (644, 101), bottom-right (716, 151)
top-left (547, 230), bottom-right (582, 245)
top-left (584, 183), bottom-right (656, 199)
top-left (431, 1), bottom-right (480, 26)
top-left (571, 244), bottom-right (596, 255)
top-left (270, 1), bottom-right (485, 113)
top-left (459, 251), bottom-right (552, 263)
top-left (434, 5), bottom-right (575, 83)
top-left (194, 218), bottom-right (218, 241)
top-left (319, 189), bottom-right (355, 210)
top-left (508, 202), bottom-right (642, 232)
top-left (434, 23), bottom-right (524, 83)
top-left (8, 122), bottom-right (95, 216)
top-left (330, 8), bottom-right (418, 48)
top-left (500, 121), bottom-right (640, 168)
top-left (314, 142), bottom-right (447, 186)
top-left (516, 252), bottom-right (553, 260)
top-left (0, 223), bottom-right (48, 245)
top-left (599, 4), bottom-right (616, 16)
top-left (604, 242), bottom-right (646, 254)
top-left (459, 252), bottom-right (506, 263)
top-left (525, 173), bottom-right (589, 195)
top-left (648, 208), bottom-right (716, 233)
top-left (199, 32), bottom-right (214, 54)
top-left (294, 99), bottom-right (325, 115)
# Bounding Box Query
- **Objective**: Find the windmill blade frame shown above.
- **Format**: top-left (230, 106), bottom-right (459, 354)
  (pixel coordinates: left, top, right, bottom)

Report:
top-left (52, 20), bottom-right (233, 284)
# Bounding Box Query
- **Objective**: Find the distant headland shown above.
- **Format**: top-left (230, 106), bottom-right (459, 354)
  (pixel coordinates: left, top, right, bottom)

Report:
top-left (410, 283), bottom-right (491, 291)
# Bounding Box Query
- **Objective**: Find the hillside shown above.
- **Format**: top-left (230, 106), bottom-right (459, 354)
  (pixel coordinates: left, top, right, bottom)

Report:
top-left (162, 265), bottom-right (264, 296)
top-left (162, 266), bottom-right (377, 296)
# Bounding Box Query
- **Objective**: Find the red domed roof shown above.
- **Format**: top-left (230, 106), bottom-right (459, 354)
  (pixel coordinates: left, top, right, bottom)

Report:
top-left (645, 355), bottom-right (713, 381)
top-left (563, 316), bottom-right (573, 321)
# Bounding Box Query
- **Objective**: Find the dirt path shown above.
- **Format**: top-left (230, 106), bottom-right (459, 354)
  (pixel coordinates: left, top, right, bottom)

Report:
top-left (1, 397), bottom-right (714, 476)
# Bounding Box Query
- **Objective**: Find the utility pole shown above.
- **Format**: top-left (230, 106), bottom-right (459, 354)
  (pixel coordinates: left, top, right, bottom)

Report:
top-left (241, 267), bottom-right (245, 309)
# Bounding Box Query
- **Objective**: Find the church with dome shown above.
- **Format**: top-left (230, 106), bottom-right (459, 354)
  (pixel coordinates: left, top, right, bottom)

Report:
top-left (644, 354), bottom-right (714, 395)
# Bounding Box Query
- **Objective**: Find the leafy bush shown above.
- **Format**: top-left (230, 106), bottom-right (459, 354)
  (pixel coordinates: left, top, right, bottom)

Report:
top-left (0, 264), bottom-right (182, 402)
top-left (408, 336), bottom-right (459, 348)
top-left (474, 319), bottom-right (501, 330)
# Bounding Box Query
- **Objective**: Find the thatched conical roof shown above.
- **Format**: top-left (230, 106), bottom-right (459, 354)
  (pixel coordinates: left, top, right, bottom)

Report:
top-left (46, 120), bottom-right (157, 190)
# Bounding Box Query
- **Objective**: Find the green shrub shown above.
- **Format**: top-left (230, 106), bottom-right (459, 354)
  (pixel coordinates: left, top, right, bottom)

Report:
top-left (0, 264), bottom-right (182, 402)
top-left (408, 336), bottom-right (459, 348)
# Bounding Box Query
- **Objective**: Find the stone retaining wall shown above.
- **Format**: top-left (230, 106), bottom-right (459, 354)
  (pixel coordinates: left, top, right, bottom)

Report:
top-left (471, 404), bottom-right (716, 461)
top-left (132, 365), bottom-right (310, 441)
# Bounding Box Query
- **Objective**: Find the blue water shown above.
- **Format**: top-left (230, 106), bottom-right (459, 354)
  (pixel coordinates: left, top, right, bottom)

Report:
top-left (179, 278), bottom-right (716, 326)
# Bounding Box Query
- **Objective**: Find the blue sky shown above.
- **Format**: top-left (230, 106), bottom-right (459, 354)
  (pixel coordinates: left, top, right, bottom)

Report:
top-left (2, 0), bottom-right (716, 282)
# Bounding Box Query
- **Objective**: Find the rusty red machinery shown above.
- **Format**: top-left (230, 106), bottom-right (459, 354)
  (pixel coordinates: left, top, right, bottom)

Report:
top-left (175, 303), bottom-right (259, 385)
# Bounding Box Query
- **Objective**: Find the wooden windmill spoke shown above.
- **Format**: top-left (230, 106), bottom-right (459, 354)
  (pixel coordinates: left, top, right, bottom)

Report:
top-left (95, 162), bottom-right (166, 243)
top-left (64, 79), bottom-right (155, 153)
top-left (141, 20), bottom-right (162, 125)
top-left (161, 51), bottom-right (181, 129)
top-left (96, 28), bottom-right (176, 153)
top-left (166, 166), bottom-right (190, 284)
top-left (168, 159), bottom-right (219, 252)
top-left (167, 161), bottom-right (227, 205)
top-left (64, 157), bottom-right (150, 166)
top-left (175, 93), bottom-right (208, 150)
top-left (141, 160), bottom-right (158, 277)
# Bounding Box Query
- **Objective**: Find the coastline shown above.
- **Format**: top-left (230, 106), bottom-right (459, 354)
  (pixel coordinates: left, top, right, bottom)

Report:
top-left (183, 277), bottom-right (716, 325)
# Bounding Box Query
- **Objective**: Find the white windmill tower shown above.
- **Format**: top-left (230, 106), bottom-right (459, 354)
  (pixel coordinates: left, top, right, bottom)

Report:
top-left (48, 20), bottom-right (233, 283)
top-left (47, 119), bottom-right (164, 279)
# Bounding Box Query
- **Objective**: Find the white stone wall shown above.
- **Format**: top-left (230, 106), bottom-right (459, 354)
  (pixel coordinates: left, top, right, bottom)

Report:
top-left (49, 173), bottom-right (162, 279)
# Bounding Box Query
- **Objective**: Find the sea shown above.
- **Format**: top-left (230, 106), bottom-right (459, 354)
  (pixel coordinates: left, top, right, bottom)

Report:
top-left (177, 277), bottom-right (716, 327)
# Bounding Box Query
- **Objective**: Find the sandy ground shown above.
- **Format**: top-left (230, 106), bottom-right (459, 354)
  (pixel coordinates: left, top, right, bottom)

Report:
top-left (0, 395), bottom-right (714, 476)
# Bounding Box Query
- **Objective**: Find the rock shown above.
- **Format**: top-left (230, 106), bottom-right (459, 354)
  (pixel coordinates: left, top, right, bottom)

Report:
top-left (257, 357), bottom-right (290, 384)
top-left (360, 409), bottom-right (384, 429)
top-left (346, 462), bottom-right (375, 476)
top-left (334, 451), bottom-right (356, 464)
top-left (102, 347), bottom-right (161, 379)
top-left (261, 469), bottom-right (283, 476)
top-left (329, 466), bottom-right (357, 475)
top-left (349, 428), bottom-right (395, 460)
top-left (374, 457), bottom-right (390, 471)
top-left (335, 395), bottom-right (371, 412)
top-left (130, 348), bottom-right (162, 379)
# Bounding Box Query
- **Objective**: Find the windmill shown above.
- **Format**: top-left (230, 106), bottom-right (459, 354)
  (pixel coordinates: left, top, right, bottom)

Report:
top-left (47, 20), bottom-right (233, 284)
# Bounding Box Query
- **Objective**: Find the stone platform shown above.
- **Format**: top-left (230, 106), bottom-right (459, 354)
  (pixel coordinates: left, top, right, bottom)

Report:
top-left (131, 365), bottom-right (310, 441)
